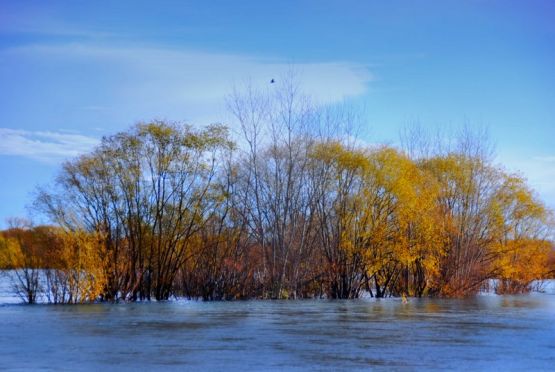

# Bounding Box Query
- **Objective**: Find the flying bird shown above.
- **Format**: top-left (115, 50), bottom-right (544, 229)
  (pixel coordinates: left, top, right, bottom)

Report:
top-left (270, 79), bottom-right (275, 84)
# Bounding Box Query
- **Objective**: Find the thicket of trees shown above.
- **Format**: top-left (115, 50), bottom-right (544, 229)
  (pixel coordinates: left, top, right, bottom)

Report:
top-left (0, 220), bottom-right (106, 304)
top-left (1, 82), bottom-right (553, 303)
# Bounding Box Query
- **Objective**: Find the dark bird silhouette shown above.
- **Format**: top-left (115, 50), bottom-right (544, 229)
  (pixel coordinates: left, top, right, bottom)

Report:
top-left (270, 79), bottom-right (275, 84)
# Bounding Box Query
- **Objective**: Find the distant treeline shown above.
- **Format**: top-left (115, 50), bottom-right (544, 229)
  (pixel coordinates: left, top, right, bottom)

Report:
top-left (1, 83), bottom-right (554, 303)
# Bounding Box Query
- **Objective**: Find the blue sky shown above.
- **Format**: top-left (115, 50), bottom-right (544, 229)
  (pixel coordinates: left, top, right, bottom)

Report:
top-left (1, 0), bottom-right (554, 226)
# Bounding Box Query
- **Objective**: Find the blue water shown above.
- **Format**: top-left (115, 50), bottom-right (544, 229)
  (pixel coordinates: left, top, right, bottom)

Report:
top-left (1, 289), bottom-right (554, 371)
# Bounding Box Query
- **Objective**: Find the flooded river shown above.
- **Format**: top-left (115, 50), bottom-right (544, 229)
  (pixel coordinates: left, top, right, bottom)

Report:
top-left (1, 283), bottom-right (554, 370)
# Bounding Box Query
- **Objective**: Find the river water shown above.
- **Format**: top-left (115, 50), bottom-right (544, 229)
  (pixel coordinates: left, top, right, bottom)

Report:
top-left (1, 282), bottom-right (554, 370)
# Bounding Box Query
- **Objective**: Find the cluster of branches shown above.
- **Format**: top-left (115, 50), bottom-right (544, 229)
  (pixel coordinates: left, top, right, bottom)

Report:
top-left (1, 83), bottom-right (553, 303)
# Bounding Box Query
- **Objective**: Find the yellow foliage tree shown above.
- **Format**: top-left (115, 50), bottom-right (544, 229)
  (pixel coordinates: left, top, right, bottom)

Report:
top-left (489, 174), bottom-right (552, 293)
top-left (358, 148), bottom-right (443, 297)
top-left (44, 229), bottom-right (107, 303)
top-left (310, 143), bottom-right (443, 298)
top-left (0, 225), bottom-right (46, 304)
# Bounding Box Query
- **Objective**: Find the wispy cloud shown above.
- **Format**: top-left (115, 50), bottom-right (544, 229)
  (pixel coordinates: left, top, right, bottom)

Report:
top-left (0, 128), bottom-right (99, 163)
top-left (4, 43), bottom-right (373, 125)
top-left (0, 6), bottom-right (113, 39)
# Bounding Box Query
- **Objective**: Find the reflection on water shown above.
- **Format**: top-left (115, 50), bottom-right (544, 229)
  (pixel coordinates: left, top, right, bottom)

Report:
top-left (1, 290), bottom-right (554, 370)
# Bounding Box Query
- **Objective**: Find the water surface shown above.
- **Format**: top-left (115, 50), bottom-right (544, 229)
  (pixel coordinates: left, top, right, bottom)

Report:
top-left (1, 285), bottom-right (554, 370)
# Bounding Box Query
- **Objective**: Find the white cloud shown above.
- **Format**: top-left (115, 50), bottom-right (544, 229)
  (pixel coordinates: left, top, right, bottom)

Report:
top-left (0, 128), bottom-right (99, 163)
top-left (1, 43), bottom-right (373, 164)
top-left (5, 43), bottom-right (373, 125)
